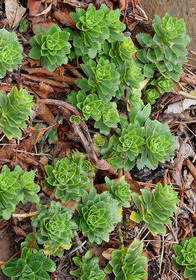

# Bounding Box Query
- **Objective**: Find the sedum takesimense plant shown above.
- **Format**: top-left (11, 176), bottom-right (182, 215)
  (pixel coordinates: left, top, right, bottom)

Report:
top-left (31, 201), bottom-right (77, 255)
top-left (143, 88), bottom-right (160, 105)
top-left (136, 13), bottom-right (191, 82)
top-left (0, 87), bottom-right (34, 139)
top-left (67, 91), bottom-right (120, 135)
top-left (144, 76), bottom-right (173, 105)
top-left (139, 118), bottom-right (176, 170)
top-left (0, 165), bottom-right (40, 220)
top-left (0, 29), bottom-right (23, 79)
top-left (94, 102), bottom-right (120, 135)
top-left (131, 183), bottom-right (179, 236)
top-left (75, 187), bottom-right (121, 244)
top-left (70, 3), bottom-right (125, 62)
top-left (172, 237), bottom-right (196, 280)
top-left (29, 24), bottom-right (71, 72)
top-left (75, 58), bottom-right (120, 103)
top-left (99, 103), bottom-right (175, 171)
top-left (71, 250), bottom-right (105, 280)
top-left (105, 239), bottom-right (147, 280)
top-left (44, 154), bottom-right (91, 203)
top-left (1, 233), bottom-right (56, 280)
top-left (105, 176), bottom-right (131, 209)
top-left (0, 165), bottom-right (22, 220)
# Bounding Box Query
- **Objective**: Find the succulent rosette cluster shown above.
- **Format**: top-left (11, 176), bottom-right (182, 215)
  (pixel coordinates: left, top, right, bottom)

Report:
top-left (0, 29), bottom-right (23, 79)
top-left (105, 239), bottom-right (148, 280)
top-left (0, 165), bottom-right (22, 220)
top-left (136, 13), bottom-right (191, 81)
top-left (76, 58), bottom-right (120, 102)
top-left (173, 237), bottom-right (196, 280)
top-left (105, 176), bottom-right (132, 209)
top-left (75, 188), bottom-right (121, 244)
top-left (150, 76), bottom-right (173, 94)
top-left (107, 123), bottom-right (145, 171)
top-left (143, 88), bottom-right (160, 105)
top-left (0, 87), bottom-right (34, 139)
top-left (44, 155), bottom-right (91, 203)
top-left (139, 118), bottom-right (176, 169)
top-left (94, 102), bottom-right (120, 135)
top-left (71, 250), bottom-right (105, 280)
top-left (1, 233), bottom-right (56, 279)
top-left (70, 3), bottom-right (125, 61)
top-left (31, 201), bottom-right (77, 255)
top-left (131, 183), bottom-right (179, 235)
top-left (29, 24), bottom-right (71, 72)
top-left (0, 165), bottom-right (40, 220)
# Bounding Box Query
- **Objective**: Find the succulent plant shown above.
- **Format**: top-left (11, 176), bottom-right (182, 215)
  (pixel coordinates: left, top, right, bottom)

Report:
top-left (75, 58), bottom-right (120, 102)
top-left (31, 201), bottom-right (77, 255)
top-left (0, 87), bottom-right (34, 139)
top-left (67, 90), bottom-right (103, 121)
top-left (172, 237), bottom-right (196, 280)
top-left (136, 13), bottom-right (191, 81)
top-left (104, 7), bottom-right (126, 42)
top-left (139, 118), bottom-right (176, 170)
top-left (0, 165), bottom-right (22, 220)
top-left (29, 24), bottom-right (71, 72)
top-left (0, 164), bottom-right (40, 220)
top-left (116, 60), bottom-right (144, 99)
top-left (106, 37), bottom-right (136, 65)
top-left (150, 76), bottom-right (173, 94)
top-left (70, 4), bottom-right (125, 61)
top-left (105, 176), bottom-right (131, 209)
top-left (0, 29), bottom-right (23, 79)
top-left (71, 250), bottom-right (105, 280)
top-left (44, 154), bottom-right (91, 203)
top-left (105, 239), bottom-right (148, 280)
top-left (99, 103), bottom-right (175, 172)
top-left (1, 233), bottom-right (56, 279)
top-left (131, 183), bottom-right (179, 235)
top-left (75, 188), bottom-right (121, 244)
top-left (70, 4), bottom-right (109, 59)
top-left (94, 102), bottom-right (120, 135)
top-left (143, 88), bottom-right (160, 105)
top-left (108, 122), bottom-right (145, 171)
top-left (12, 165), bottom-right (40, 204)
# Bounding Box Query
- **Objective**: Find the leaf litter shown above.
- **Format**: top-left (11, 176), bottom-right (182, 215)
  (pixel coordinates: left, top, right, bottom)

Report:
top-left (0, 0), bottom-right (196, 279)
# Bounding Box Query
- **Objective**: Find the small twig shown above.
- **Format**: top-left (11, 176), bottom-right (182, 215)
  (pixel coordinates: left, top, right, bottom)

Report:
top-left (12, 211), bottom-right (39, 218)
top-left (38, 115), bottom-right (61, 153)
top-left (170, 269), bottom-right (183, 279)
top-left (69, 240), bottom-right (87, 256)
top-left (74, 231), bottom-right (84, 254)
top-left (159, 235), bottom-right (164, 275)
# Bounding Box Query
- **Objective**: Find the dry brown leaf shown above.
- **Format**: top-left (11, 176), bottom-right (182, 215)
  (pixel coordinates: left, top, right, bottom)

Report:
top-left (39, 156), bottom-right (49, 166)
top-left (118, 0), bottom-right (128, 11)
top-left (95, 159), bottom-right (117, 174)
top-left (147, 233), bottom-right (161, 255)
top-left (36, 102), bottom-right (55, 125)
top-left (17, 134), bottom-right (36, 152)
top-left (191, 213), bottom-right (196, 224)
top-left (31, 16), bottom-right (54, 34)
top-left (5, 0), bottom-right (26, 28)
top-left (60, 200), bottom-right (79, 213)
top-left (12, 226), bottom-right (27, 238)
top-left (29, 82), bottom-right (54, 99)
top-left (125, 172), bottom-right (142, 194)
top-left (53, 10), bottom-right (75, 27)
top-left (102, 248), bottom-right (116, 260)
top-left (28, 0), bottom-right (42, 16)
